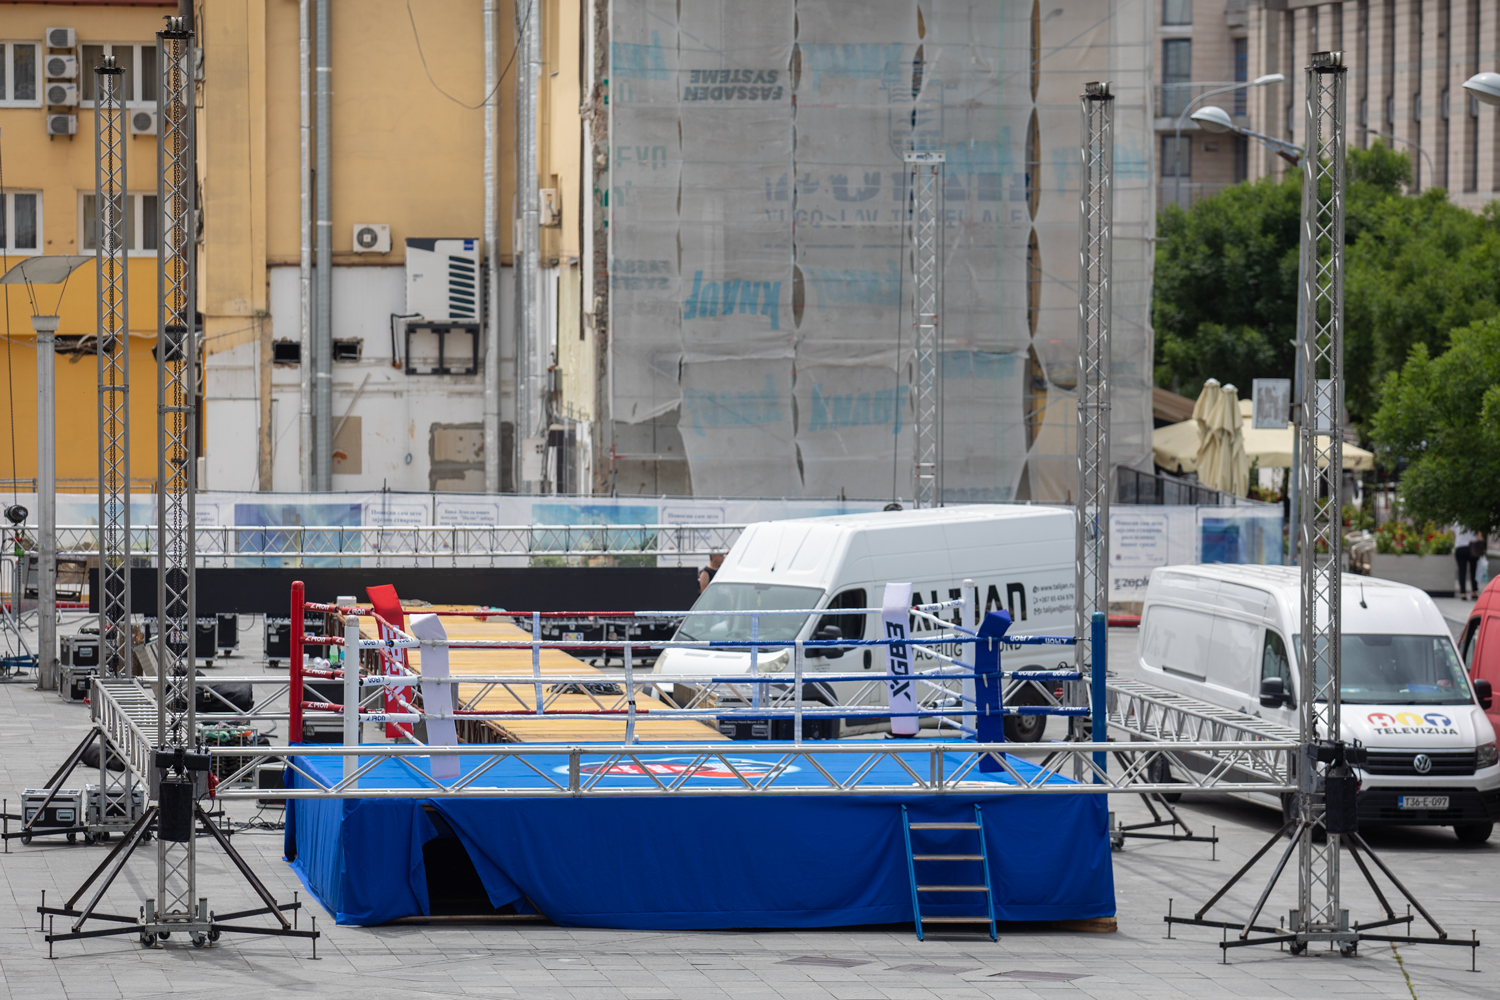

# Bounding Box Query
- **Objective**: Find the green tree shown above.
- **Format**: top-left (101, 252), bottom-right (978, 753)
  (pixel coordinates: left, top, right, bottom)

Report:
top-left (1370, 316), bottom-right (1500, 534)
top-left (1346, 138), bottom-right (1411, 200)
top-left (1153, 175), bottom-right (1301, 400)
top-left (1154, 140), bottom-right (1500, 423)
top-left (1345, 192), bottom-right (1500, 419)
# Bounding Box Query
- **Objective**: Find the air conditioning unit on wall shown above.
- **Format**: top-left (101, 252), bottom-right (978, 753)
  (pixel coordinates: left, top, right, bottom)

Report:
top-left (405, 238), bottom-right (480, 322)
top-left (47, 114), bottom-right (78, 137)
top-left (45, 27), bottom-right (77, 49)
top-left (46, 82), bottom-right (79, 106)
top-left (352, 223), bottom-right (391, 254)
top-left (45, 54), bottom-right (78, 79)
top-left (129, 109), bottom-right (158, 135)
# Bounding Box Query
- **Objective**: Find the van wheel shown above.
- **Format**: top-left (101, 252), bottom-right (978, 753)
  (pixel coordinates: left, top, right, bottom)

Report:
top-left (1454, 822), bottom-right (1493, 844)
top-left (1003, 686), bottom-right (1048, 743)
top-left (1147, 758), bottom-right (1182, 803)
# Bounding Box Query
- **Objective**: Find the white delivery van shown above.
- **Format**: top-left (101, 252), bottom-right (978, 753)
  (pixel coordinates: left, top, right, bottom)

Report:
top-left (1139, 564), bottom-right (1500, 843)
top-left (652, 506), bottom-right (1076, 740)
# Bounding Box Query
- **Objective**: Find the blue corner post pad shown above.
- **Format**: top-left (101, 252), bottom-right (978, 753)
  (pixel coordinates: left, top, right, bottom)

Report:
top-left (974, 610), bottom-right (1013, 769)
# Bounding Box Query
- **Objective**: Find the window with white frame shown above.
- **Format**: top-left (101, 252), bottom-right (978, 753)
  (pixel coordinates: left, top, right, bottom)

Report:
top-left (79, 43), bottom-right (158, 105)
top-left (79, 192), bottom-right (159, 254)
top-left (1, 192), bottom-right (43, 254)
top-left (0, 41), bottom-right (41, 106)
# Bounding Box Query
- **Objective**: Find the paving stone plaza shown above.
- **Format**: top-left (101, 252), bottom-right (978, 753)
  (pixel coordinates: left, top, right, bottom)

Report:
top-left (0, 619), bottom-right (1493, 1000)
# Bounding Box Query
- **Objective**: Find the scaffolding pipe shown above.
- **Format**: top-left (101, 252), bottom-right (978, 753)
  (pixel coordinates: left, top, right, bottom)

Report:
top-left (1074, 82), bottom-right (1114, 684)
top-left (299, 0), bottom-right (313, 492)
top-left (515, 0), bottom-right (543, 491)
top-left (483, 0), bottom-right (501, 493)
top-left (314, 0), bottom-right (333, 491)
top-left (95, 55), bottom-right (130, 678)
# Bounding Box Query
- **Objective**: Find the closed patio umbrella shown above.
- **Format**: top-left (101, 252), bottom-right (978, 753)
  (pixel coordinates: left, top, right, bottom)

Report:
top-left (1192, 379), bottom-right (1250, 495)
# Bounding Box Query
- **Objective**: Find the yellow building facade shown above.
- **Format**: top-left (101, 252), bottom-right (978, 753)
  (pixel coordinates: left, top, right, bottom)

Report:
top-left (1, 0), bottom-right (595, 495)
top-left (0, 2), bottom-right (172, 490)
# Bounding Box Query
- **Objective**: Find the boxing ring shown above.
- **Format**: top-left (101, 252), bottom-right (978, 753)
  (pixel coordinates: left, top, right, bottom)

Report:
top-left (195, 583), bottom-right (1290, 929)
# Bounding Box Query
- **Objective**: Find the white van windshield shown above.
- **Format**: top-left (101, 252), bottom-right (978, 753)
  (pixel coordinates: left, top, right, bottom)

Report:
top-left (675, 583), bottom-right (824, 643)
top-left (1303, 634), bottom-right (1472, 705)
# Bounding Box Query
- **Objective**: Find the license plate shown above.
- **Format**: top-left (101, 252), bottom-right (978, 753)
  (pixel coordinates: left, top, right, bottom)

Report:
top-left (1397, 795), bottom-right (1449, 810)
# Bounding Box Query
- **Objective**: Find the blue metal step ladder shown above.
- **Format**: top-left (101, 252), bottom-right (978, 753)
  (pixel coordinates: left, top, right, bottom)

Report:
top-left (901, 804), bottom-right (998, 941)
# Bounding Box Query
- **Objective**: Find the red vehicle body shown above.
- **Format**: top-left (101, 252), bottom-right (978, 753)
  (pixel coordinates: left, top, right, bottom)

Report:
top-left (1460, 577), bottom-right (1500, 733)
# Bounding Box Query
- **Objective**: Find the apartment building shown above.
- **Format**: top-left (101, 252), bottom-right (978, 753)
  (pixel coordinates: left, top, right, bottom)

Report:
top-left (0, 0), bottom-right (600, 496)
top-left (1164, 1), bottom-right (1500, 213)
top-left (1155, 0), bottom-right (1261, 209)
top-left (0, 3), bottom-right (172, 491)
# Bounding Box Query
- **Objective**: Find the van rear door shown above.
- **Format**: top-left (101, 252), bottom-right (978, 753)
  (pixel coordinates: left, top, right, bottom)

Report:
top-left (1139, 604), bottom-right (1215, 696)
top-left (1466, 612), bottom-right (1500, 732)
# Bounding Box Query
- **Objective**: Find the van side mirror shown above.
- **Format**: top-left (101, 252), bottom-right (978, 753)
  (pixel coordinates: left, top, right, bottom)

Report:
top-left (1259, 676), bottom-right (1289, 709)
top-left (1476, 678), bottom-right (1493, 711)
top-left (806, 624), bottom-right (844, 660)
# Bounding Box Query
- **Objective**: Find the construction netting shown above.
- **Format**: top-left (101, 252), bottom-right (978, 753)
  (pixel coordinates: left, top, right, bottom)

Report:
top-left (609, 0), bottom-right (1154, 501)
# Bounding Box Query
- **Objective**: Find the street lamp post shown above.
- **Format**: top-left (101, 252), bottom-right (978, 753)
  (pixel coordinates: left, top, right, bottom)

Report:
top-left (33, 315), bottom-right (58, 691)
top-left (1172, 74), bottom-right (1285, 208)
top-left (0, 255), bottom-right (94, 689)
top-left (1462, 72), bottom-right (1500, 107)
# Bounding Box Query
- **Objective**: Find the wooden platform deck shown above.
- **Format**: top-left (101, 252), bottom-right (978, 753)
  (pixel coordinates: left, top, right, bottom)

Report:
top-left (386, 606), bottom-right (723, 743)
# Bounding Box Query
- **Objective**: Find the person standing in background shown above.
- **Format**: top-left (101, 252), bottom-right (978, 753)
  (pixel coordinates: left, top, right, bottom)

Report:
top-left (1455, 525), bottom-right (1479, 599)
top-left (699, 551), bottom-right (724, 594)
top-left (1472, 533), bottom-right (1490, 595)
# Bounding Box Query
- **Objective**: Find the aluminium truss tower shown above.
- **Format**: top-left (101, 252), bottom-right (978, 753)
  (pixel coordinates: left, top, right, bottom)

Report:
top-left (155, 19), bottom-right (201, 930)
top-left (95, 57), bottom-right (130, 680)
top-left (904, 151), bottom-right (945, 508)
top-left (1295, 50), bottom-right (1348, 946)
top-left (1075, 83), bottom-right (1113, 678)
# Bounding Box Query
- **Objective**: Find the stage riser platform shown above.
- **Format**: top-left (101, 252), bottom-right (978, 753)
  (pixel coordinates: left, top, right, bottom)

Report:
top-left (284, 750), bottom-right (1116, 929)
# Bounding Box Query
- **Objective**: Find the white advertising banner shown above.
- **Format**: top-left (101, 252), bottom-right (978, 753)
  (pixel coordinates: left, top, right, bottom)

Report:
top-left (881, 581), bottom-right (917, 737)
top-left (409, 613), bottom-right (460, 780)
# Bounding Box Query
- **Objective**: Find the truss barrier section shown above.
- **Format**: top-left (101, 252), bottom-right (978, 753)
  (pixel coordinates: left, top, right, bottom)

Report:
top-left (40, 523), bottom-right (748, 567)
top-left (211, 740), bottom-right (1294, 802)
top-left (1091, 677), bottom-right (1297, 788)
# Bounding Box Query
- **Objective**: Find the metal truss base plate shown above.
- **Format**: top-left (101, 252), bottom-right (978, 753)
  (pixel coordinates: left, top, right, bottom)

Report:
top-left (1165, 916), bottom-right (1480, 960)
top-left (39, 903), bottom-right (319, 955)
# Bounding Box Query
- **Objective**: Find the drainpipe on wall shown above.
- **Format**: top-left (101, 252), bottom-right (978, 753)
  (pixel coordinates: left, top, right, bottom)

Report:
top-left (299, 0), bottom-right (313, 491)
top-left (515, 0), bottom-right (542, 493)
top-left (314, 0), bottom-right (333, 491)
top-left (483, 0), bottom-right (501, 494)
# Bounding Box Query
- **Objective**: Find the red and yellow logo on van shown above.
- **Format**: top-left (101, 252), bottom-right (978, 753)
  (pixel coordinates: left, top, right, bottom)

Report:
top-left (1366, 712), bottom-right (1457, 735)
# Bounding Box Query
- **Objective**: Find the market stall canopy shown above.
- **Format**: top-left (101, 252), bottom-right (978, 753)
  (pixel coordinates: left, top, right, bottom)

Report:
top-left (1152, 399), bottom-right (1375, 473)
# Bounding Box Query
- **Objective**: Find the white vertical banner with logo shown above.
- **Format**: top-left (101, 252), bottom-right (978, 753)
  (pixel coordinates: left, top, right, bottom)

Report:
top-left (881, 582), bottom-right (917, 737)
top-left (409, 613), bottom-right (460, 780)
